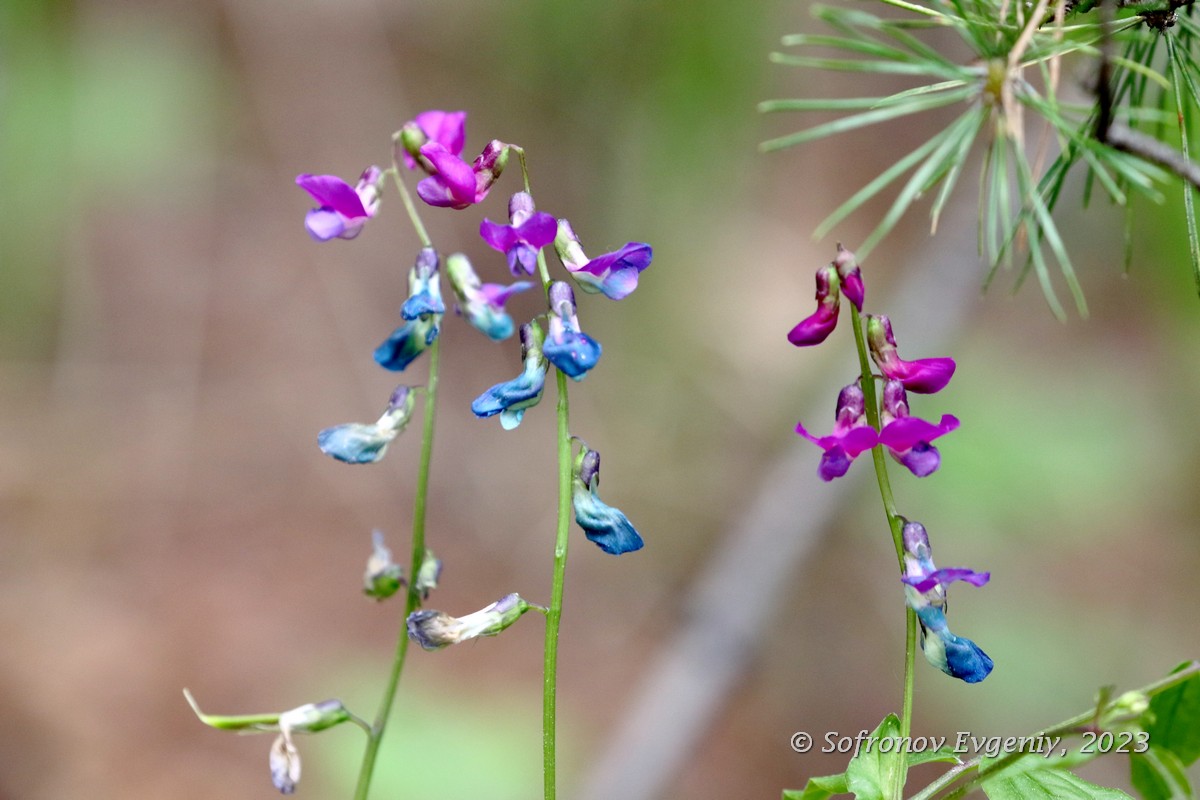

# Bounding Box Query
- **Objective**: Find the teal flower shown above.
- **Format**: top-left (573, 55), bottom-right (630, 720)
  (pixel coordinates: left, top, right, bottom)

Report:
top-left (572, 445), bottom-right (644, 555)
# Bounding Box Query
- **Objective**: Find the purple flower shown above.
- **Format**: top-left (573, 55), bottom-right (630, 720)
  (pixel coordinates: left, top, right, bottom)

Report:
top-left (795, 383), bottom-right (879, 481)
top-left (543, 282), bottom-right (602, 380)
top-left (787, 265), bottom-right (841, 347)
top-left (900, 519), bottom-right (992, 683)
top-left (416, 139), bottom-right (510, 210)
top-left (553, 219), bottom-right (653, 301)
top-left (878, 380), bottom-right (959, 477)
top-left (295, 166), bottom-right (382, 242)
top-left (866, 315), bottom-right (955, 394)
top-left (480, 193), bottom-right (559, 276)
top-left (832, 243), bottom-right (865, 311)
top-left (446, 253), bottom-right (532, 341)
top-left (397, 109), bottom-right (467, 171)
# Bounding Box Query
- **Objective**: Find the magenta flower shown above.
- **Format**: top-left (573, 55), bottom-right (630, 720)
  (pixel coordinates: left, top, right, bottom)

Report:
top-left (480, 193), bottom-right (558, 276)
top-left (553, 219), bottom-right (653, 301)
top-left (866, 314), bottom-right (955, 393)
top-left (832, 243), bottom-right (865, 311)
top-left (295, 166), bottom-right (382, 242)
top-left (398, 109), bottom-right (467, 171)
top-left (795, 383), bottom-right (879, 481)
top-left (787, 265), bottom-right (841, 347)
top-left (417, 139), bottom-right (509, 210)
top-left (878, 379), bottom-right (959, 477)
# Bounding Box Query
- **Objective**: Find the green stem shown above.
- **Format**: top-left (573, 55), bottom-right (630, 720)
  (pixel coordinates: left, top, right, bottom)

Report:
top-left (911, 661), bottom-right (1200, 800)
top-left (849, 304), bottom-right (915, 800)
top-left (542, 367), bottom-right (572, 800)
top-left (353, 169), bottom-right (439, 800)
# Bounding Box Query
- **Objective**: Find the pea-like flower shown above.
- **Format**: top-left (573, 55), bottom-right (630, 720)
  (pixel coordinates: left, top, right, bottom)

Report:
top-left (553, 219), bottom-right (653, 301)
top-left (480, 192), bottom-right (559, 276)
top-left (184, 690), bottom-right (352, 795)
top-left (832, 242), bottom-right (865, 311)
top-left (416, 139), bottom-right (510, 210)
top-left (471, 321), bottom-right (549, 429)
top-left (543, 281), bottom-right (602, 380)
top-left (363, 530), bottom-right (404, 601)
top-left (900, 519), bottom-right (992, 683)
top-left (317, 385), bottom-right (416, 464)
top-left (787, 264), bottom-right (842, 347)
top-left (375, 249), bottom-right (444, 371)
top-left (878, 379), bottom-right (959, 477)
top-left (572, 445), bottom-right (644, 555)
top-left (397, 109), bottom-right (467, 172)
top-left (866, 315), bottom-right (955, 394)
top-left (446, 253), bottom-right (532, 341)
top-left (407, 592), bottom-right (531, 651)
top-left (795, 383), bottom-right (879, 481)
top-left (295, 166), bottom-right (382, 242)
top-left (400, 247), bottom-right (445, 320)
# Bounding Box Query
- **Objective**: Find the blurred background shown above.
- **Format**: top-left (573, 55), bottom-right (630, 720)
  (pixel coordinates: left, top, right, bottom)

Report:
top-left (1, 0), bottom-right (1198, 797)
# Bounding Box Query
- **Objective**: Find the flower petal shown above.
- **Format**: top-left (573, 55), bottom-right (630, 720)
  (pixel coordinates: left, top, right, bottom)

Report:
top-left (317, 423), bottom-right (395, 464)
top-left (304, 209), bottom-right (347, 242)
top-left (295, 174), bottom-right (367, 217)
top-left (878, 414), bottom-right (959, 451)
top-left (902, 567), bottom-right (991, 593)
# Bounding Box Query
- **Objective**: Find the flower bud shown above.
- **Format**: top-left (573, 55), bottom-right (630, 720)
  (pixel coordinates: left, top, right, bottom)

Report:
top-left (407, 593), bottom-right (531, 651)
top-left (364, 530), bottom-right (404, 601)
top-left (414, 549), bottom-right (442, 600)
top-left (832, 243), bottom-right (865, 311)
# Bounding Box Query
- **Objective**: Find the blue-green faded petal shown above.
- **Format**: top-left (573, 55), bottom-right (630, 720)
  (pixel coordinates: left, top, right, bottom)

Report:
top-left (317, 423), bottom-right (396, 464)
top-left (915, 605), bottom-right (993, 683)
top-left (375, 318), bottom-right (436, 371)
top-left (572, 490), bottom-right (644, 555)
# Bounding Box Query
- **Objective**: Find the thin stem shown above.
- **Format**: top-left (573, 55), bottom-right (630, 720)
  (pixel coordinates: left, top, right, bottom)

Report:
top-left (849, 304), bottom-right (916, 800)
top-left (353, 169), bottom-right (440, 800)
top-left (542, 367), bottom-right (572, 800)
top-left (910, 661), bottom-right (1200, 800)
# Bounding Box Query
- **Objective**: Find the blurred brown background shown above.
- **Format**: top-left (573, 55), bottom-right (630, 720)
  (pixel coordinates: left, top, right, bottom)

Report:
top-left (1, 0), bottom-right (1198, 797)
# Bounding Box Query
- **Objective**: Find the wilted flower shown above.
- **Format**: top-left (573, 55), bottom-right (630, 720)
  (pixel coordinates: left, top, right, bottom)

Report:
top-left (480, 192), bottom-right (559, 276)
top-left (795, 383), bottom-right (879, 481)
top-left (543, 282), bottom-right (602, 380)
top-left (446, 253), bottom-right (532, 341)
top-left (900, 519), bottom-right (992, 683)
top-left (471, 321), bottom-right (549, 429)
top-left (184, 690), bottom-right (351, 796)
top-left (878, 379), bottom-right (959, 478)
top-left (407, 593), bottom-right (531, 651)
top-left (295, 167), bottom-right (382, 242)
top-left (572, 445), bottom-right (644, 555)
top-left (363, 530), bottom-right (404, 600)
top-left (416, 139), bottom-right (510, 210)
top-left (397, 109), bottom-right (467, 172)
top-left (318, 385), bottom-right (416, 464)
top-left (787, 264), bottom-right (842, 347)
top-left (866, 315), bottom-right (955, 394)
top-left (414, 549), bottom-right (442, 600)
top-left (553, 219), bottom-right (652, 300)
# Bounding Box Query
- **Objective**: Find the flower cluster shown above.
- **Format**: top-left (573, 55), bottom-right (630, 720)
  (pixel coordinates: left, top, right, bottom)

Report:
top-left (787, 245), bottom-right (990, 683)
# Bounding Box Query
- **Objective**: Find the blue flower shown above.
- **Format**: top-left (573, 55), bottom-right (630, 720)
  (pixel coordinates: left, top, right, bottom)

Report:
top-left (374, 316), bottom-right (439, 371)
top-left (471, 322), bottom-right (548, 429)
top-left (318, 385), bottom-right (416, 464)
top-left (446, 252), bottom-right (533, 341)
top-left (543, 281), bottom-right (601, 380)
top-left (400, 247), bottom-right (445, 320)
top-left (572, 445), bottom-right (644, 555)
top-left (900, 519), bottom-right (992, 683)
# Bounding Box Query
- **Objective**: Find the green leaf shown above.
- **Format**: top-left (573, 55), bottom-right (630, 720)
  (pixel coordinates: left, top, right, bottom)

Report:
top-left (908, 746), bottom-right (961, 768)
top-left (1130, 747), bottom-right (1195, 800)
top-left (1144, 663), bottom-right (1200, 766)
top-left (982, 768), bottom-right (1134, 799)
top-left (783, 773), bottom-right (850, 800)
top-left (845, 715), bottom-right (904, 800)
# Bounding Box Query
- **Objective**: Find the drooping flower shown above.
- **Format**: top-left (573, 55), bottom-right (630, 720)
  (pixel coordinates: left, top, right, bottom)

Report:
top-left (787, 264), bottom-right (842, 347)
top-left (184, 690), bottom-right (351, 796)
top-left (553, 219), bottom-right (653, 301)
top-left (877, 379), bottom-right (960, 478)
top-left (317, 385), bottom-right (416, 464)
top-left (407, 593), bottom-right (531, 651)
top-left (471, 321), bottom-right (548, 429)
top-left (363, 530), bottom-right (404, 601)
top-left (397, 109), bottom-right (467, 171)
top-left (295, 167), bottom-right (382, 242)
top-left (416, 139), bottom-right (510, 210)
top-left (446, 252), bottom-right (532, 341)
top-left (375, 249), bottom-right (444, 371)
top-left (866, 315), bottom-right (956, 394)
top-left (900, 519), bottom-right (992, 683)
top-left (795, 383), bottom-right (879, 481)
top-left (480, 192), bottom-right (559, 276)
top-left (832, 242), bottom-right (865, 311)
top-left (543, 281), bottom-right (602, 380)
top-left (572, 445), bottom-right (644, 555)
